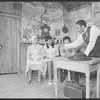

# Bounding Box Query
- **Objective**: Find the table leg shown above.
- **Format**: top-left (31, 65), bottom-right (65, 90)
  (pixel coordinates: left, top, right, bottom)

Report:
top-left (68, 70), bottom-right (71, 81)
top-left (86, 72), bottom-right (90, 98)
top-left (54, 61), bottom-right (58, 97)
top-left (97, 65), bottom-right (100, 98)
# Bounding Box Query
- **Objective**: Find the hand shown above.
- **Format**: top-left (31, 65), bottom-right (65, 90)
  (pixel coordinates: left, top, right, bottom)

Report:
top-left (60, 47), bottom-right (66, 53)
top-left (57, 44), bottom-right (64, 48)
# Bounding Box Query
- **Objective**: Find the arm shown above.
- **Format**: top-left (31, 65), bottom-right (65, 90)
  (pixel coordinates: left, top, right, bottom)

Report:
top-left (64, 34), bottom-right (84, 49)
top-left (84, 26), bottom-right (100, 56)
top-left (54, 45), bottom-right (59, 56)
top-left (39, 45), bottom-right (47, 59)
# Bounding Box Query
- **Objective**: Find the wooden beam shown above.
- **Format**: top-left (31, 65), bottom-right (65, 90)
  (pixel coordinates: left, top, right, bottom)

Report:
top-left (59, 2), bottom-right (69, 12)
top-left (0, 12), bottom-right (20, 18)
top-left (68, 3), bottom-right (91, 12)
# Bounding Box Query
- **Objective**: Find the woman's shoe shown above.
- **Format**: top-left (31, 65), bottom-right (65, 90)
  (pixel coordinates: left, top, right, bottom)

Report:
top-left (48, 81), bottom-right (52, 85)
top-left (27, 79), bottom-right (31, 84)
top-left (53, 80), bottom-right (55, 85)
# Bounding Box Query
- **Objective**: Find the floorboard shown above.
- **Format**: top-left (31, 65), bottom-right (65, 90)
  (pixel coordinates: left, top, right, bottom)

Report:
top-left (0, 73), bottom-right (99, 98)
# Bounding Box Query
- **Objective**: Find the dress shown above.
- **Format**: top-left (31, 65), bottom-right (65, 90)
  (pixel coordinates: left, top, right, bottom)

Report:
top-left (44, 45), bottom-right (59, 61)
top-left (25, 44), bottom-right (47, 77)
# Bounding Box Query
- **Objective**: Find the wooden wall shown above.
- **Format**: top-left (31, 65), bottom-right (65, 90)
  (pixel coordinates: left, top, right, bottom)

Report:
top-left (65, 2), bottom-right (100, 41)
top-left (0, 2), bottom-right (22, 74)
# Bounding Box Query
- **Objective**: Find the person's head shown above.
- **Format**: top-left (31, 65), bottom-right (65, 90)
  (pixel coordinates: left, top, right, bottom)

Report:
top-left (45, 36), bottom-right (54, 48)
top-left (63, 36), bottom-right (71, 44)
top-left (45, 36), bottom-right (52, 45)
top-left (31, 35), bottom-right (39, 44)
top-left (76, 20), bottom-right (87, 33)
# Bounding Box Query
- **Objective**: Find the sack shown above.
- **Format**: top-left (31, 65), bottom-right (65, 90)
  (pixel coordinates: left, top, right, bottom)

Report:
top-left (63, 81), bottom-right (85, 98)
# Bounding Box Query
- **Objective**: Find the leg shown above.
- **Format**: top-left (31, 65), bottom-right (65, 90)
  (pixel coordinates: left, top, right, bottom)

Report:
top-left (54, 61), bottom-right (58, 97)
top-left (27, 68), bottom-right (32, 84)
top-left (71, 71), bottom-right (75, 81)
top-left (40, 62), bottom-right (47, 77)
top-left (86, 72), bottom-right (90, 98)
top-left (48, 61), bottom-right (52, 85)
top-left (43, 63), bottom-right (47, 77)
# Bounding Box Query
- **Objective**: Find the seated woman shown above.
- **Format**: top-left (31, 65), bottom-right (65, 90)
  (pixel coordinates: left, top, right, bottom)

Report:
top-left (25, 35), bottom-right (47, 84)
top-left (44, 36), bottom-right (59, 85)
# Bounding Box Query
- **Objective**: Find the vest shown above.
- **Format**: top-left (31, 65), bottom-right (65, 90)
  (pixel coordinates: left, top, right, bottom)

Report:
top-left (82, 27), bottom-right (100, 58)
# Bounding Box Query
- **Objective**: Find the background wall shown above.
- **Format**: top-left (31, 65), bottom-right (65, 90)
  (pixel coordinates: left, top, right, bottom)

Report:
top-left (21, 2), bottom-right (67, 43)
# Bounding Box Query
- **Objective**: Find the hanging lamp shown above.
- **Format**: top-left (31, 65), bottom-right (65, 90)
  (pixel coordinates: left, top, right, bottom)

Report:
top-left (62, 3), bottom-right (68, 33)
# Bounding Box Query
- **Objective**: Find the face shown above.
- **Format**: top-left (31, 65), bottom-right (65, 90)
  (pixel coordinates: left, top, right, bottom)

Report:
top-left (33, 36), bottom-right (38, 44)
top-left (43, 28), bottom-right (48, 33)
top-left (76, 24), bottom-right (85, 33)
top-left (64, 39), bottom-right (70, 44)
top-left (47, 39), bottom-right (52, 45)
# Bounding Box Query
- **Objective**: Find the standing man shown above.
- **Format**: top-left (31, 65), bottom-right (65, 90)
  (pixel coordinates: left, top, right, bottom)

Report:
top-left (61, 20), bottom-right (100, 80)
top-left (62, 20), bottom-right (100, 57)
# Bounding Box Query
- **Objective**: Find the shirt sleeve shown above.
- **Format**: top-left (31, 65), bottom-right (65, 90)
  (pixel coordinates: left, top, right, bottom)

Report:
top-left (64, 34), bottom-right (84, 49)
top-left (84, 26), bottom-right (100, 56)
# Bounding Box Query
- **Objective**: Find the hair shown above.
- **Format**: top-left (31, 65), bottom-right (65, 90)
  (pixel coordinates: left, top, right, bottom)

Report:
top-left (31, 35), bottom-right (39, 42)
top-left (76, 20), bottom-right (87, 27)
top-left (63, 36), bottom-right (71, 42)
top-left (45, 36), bottom-right (54, 49)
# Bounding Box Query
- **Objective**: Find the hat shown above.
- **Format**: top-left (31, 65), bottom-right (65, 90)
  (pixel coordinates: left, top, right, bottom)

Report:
top-left (68, 52), bottom-right (92, 61)
top-left (41, 24), bottom-right (51, 32)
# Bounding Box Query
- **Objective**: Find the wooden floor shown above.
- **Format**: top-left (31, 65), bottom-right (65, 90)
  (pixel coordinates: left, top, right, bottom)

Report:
top-left (0, 73), bottom-right (99, 98)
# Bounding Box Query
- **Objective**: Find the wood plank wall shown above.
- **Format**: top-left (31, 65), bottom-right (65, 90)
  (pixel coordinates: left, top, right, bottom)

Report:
top-left (0, 2), bottom-right (22, 74)
top-left (20, 43), bottom-right (31, 73)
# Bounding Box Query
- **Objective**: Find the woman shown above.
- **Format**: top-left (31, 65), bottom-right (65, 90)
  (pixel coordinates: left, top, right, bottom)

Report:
top-left (44, 36), bottom-right (59, 85)
top-left (25, 35), bottom-right (47, 84)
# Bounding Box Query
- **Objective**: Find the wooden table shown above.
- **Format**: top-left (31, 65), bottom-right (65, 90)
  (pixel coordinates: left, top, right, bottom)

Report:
top-left (54, 57), bottom-right (100, 98)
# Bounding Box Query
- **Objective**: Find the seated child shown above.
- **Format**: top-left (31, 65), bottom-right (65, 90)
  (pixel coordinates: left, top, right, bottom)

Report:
top-left (60, 36), bottom-right (72, 82)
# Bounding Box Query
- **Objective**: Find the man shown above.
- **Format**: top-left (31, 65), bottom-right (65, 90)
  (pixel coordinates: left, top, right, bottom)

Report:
top-left (62, 20), bottom-right (100, 57)
top-left (61, 20), bottom-right (100, 80)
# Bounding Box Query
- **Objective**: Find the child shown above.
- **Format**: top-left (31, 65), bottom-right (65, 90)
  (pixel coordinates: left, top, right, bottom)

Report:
top-left (60, 36), bottom-right (72, 82)
top-left (60, 36), bottom-right (80, 83)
